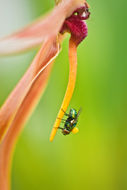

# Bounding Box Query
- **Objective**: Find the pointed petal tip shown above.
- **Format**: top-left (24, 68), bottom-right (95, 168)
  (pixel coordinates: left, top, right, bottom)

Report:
top-left (49, 136), bottom-right (54, 142)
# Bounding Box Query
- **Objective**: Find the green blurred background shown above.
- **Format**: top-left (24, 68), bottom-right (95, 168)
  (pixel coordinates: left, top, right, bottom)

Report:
top-left (0, 0), bottom-right (127, 190)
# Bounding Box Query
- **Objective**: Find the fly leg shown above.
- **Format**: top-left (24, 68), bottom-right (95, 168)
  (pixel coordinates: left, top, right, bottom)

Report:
top-left (53, 126), bottom-right (64, 130)
top-left (61, 108), bottom-right (69, 116)
top-left (58, 127), bottom-right (64, 130)
top-left (57, 117), bottom-right (66, 123)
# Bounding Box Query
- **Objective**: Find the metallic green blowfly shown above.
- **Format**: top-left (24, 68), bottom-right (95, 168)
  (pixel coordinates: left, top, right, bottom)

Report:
top-left (58, 108), bottom-right (81, 135)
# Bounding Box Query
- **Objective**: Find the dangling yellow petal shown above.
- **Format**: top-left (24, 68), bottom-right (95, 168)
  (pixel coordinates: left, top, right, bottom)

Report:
top-left (50, 37), bottom-right (77, 141)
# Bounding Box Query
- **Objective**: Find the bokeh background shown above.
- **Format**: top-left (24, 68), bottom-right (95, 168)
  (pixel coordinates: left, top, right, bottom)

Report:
top-left (0, 0), bottom-right (127, 190)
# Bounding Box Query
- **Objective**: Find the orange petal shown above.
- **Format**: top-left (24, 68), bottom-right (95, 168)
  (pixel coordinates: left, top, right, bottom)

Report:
top-left (0, 0), bottom-right (86, 55)
top-left (50, 36), bottom-right (77, 141)
top-left (0, 35), bottom-right (60, 143)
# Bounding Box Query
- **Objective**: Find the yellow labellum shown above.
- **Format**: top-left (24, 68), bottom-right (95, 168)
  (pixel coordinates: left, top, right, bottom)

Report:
top-left (50, 37), bottom-right (77, 141)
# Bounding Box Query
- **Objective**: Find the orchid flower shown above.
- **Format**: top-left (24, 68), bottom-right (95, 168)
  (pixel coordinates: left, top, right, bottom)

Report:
top-left (0, 0), bottom-right (90, 189)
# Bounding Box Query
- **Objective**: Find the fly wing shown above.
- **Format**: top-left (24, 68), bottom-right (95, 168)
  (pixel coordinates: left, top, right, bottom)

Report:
top-left (77, 107), bottom-right (82, 119)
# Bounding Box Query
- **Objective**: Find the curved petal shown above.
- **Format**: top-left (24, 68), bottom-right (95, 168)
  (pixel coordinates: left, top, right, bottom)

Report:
top-left (0, 35), bottom-right (60, 143)
top-left (0, 0), bottom-right (85, 55)
top-left (0, 32), bottom-right (61, 189)
top-left (50, 37), bottom-right (77, 141)
top-left (0, 57), bottom-right (54, 190)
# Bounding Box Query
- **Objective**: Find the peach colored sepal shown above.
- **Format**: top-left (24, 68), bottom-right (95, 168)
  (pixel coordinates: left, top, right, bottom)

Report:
top-left (50, 37), bottom-right (77, 141)
top-left (0, 36), bottom-right (59, 190)
top-left (0, 0), bottom-right (85, 56)
top-left (0, 60), bottom-right (53, 190)
top-left (0, 36), bottom-right (60, 144)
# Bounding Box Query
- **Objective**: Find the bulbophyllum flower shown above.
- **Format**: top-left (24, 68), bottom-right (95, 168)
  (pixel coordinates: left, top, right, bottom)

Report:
top-left (0, 0), bottom-right (90, 189)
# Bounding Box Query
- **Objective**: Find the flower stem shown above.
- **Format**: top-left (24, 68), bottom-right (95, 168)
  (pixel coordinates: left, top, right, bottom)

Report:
top-left (50, 37), bottom-right (77, 141)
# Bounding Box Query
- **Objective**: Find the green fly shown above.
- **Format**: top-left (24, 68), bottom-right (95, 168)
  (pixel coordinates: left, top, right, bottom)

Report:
top-left (58, 108), bottom-right (81, 135)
